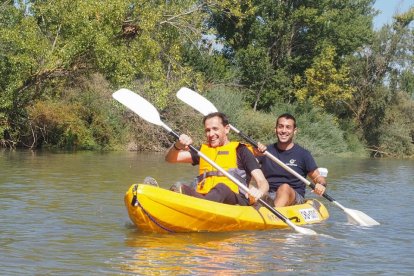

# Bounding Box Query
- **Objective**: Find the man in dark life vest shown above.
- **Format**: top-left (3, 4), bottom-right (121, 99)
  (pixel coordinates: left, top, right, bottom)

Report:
top-left (165, 112), bottom-right (269, 206)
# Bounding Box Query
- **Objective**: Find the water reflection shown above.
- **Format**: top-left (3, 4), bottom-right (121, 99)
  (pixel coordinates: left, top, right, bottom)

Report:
top-left (121, 231), bottom-right (271, 274)
top-left (118, 229), bottom-right (334, 275)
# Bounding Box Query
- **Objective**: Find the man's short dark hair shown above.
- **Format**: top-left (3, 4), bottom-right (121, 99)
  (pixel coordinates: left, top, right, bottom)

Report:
top-left (203, 112), bottom-right (229, 126)
top-left (276, 113), bottom-right (297, 128)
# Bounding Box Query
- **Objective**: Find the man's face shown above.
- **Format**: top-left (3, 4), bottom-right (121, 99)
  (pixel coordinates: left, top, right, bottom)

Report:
top-left (204, 116), bottom-right (230, 148)
top-left (275, 117), bottom-right (296, 144)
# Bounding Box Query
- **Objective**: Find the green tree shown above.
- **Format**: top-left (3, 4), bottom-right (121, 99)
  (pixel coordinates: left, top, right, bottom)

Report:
top-left (398, 70), bottom-right (414, 99)
top-left (294, 45), bottom-right (355, 114)
top-left (207, 0), bottom-right (375, 109)
top-left (343, 7), bottom-right (414, 156)
top-left (0, 0), bottom-right (209, 148)
top-left (376, 91), bottom-right (414, 157)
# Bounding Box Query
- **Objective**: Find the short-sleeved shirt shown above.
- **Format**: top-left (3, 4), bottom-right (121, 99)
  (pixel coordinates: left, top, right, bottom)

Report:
top-left (190, 143), bottom-right (260, 185)
top-left (257, 143), bottom-right (317, 197)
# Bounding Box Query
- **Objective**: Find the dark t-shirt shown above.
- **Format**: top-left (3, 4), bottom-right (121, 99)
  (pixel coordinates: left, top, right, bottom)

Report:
top-left (190, 143), bottom-right (260, 184)
top-left (257, 143), bottom-right (317, 197)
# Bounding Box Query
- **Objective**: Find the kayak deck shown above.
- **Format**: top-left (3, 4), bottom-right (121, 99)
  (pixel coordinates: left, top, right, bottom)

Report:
top-left (125, 184), bottom-right (329, 233)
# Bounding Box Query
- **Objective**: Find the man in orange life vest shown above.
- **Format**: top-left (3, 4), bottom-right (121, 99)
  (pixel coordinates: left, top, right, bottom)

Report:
top-left (165, 112), bottom-right (269, 205)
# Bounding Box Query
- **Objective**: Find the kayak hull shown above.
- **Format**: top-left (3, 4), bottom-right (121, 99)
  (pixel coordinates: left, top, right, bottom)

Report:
top-left (125, 184), bottom-right (329, 233)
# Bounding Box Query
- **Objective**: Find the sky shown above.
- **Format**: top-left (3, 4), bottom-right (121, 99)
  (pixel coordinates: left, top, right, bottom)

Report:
top-left (373, 0), bottom-right (413, 29)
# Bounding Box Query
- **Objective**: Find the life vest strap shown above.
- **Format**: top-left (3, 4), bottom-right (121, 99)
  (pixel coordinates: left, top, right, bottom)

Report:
top-left (196, 171), bottom-right (224, 183)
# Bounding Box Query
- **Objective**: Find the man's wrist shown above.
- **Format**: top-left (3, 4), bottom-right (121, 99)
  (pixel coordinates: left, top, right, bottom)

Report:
top-left (313, 175), bottom-right (327, 186)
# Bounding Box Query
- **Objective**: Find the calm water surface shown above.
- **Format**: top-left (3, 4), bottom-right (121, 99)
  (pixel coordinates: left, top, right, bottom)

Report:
top-left (1, 150), bottom-right (413, 275)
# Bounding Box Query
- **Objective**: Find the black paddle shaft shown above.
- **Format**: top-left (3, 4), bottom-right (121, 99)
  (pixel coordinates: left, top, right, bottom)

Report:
top-left (238, 130), bottom-right (259, 148)
top-left (169, 130), bottom-right (199, 153)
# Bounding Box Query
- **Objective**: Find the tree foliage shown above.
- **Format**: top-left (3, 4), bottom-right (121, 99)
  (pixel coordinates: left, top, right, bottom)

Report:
top-left (207, 0), bottom-right (375, 109)
top-left (294, 45), bottom-right (355, 114)
top-left (343, 7), bottom-right (414, 156)
top-left (0, 0), bottom-right (209, 148)
top-left (0, 0), bottom-right (413, 158)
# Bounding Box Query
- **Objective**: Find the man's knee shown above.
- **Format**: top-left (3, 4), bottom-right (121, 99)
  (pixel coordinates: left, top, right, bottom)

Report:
top-left (207, 183), bottom-right (239, 204)
top-left (278, 183), bottom-right (294, 193)
top-left (274, 184), bottom-right (296, 206)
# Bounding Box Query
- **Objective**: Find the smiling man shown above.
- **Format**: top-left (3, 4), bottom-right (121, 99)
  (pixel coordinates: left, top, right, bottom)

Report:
top-left (165, 112), bottom-right (269, 206)
top-left (257, 113), bottom-right (327, 207)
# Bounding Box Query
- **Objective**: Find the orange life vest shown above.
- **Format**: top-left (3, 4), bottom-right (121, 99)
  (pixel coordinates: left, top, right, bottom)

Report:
top-left (196, 142), bottom-right (247, 194)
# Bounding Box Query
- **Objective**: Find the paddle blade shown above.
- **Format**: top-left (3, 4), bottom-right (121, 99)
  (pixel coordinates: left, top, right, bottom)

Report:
top-left (113, 89), bottom-right (163, 126)
top-left (176, 87), bottom-right (218, 116)
top-left (294, 225), bottom-right (318, 235)
top-left (344, 208), bottom-right (380, 226)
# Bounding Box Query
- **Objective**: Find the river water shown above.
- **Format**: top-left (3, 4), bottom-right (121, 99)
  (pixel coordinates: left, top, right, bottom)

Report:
top-left (1, 150), bottom-right (413, 275)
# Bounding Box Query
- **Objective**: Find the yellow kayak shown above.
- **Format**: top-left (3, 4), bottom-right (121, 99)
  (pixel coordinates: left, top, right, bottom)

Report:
top-left (125, 184), bottom-right (329, 233)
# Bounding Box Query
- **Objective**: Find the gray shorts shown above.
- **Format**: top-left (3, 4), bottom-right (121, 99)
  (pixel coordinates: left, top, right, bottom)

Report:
top-left (268, 190), bottom-right (305, 205)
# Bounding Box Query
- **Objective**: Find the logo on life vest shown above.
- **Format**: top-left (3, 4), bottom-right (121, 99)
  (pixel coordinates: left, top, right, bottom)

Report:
top-left (217, 151), bottom-right (229, 155)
